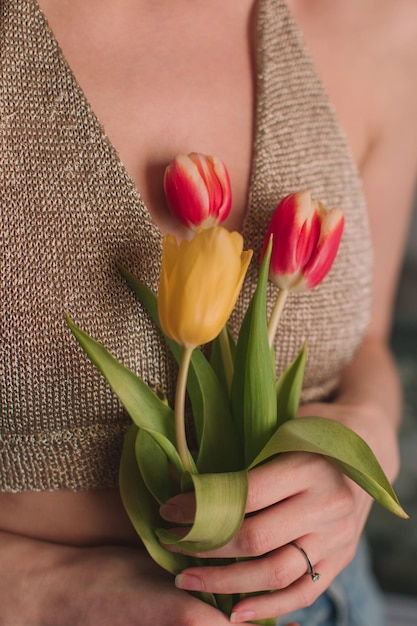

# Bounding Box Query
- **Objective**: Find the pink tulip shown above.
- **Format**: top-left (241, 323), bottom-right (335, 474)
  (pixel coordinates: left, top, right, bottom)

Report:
top-left (164, 153), bottom-right (232, 230)
top-left (261, 190), bottom-right (345, 291)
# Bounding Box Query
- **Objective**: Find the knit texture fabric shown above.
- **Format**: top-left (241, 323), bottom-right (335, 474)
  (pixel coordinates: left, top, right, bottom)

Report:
top-left (0, 0), bottom-right (372, 491)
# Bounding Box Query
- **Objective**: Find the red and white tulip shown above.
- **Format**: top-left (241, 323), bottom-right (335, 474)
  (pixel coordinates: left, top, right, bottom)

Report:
top-left (164, 152), bottom-right (232, 230)
top-left (261, 190), bottom-right (345, 292)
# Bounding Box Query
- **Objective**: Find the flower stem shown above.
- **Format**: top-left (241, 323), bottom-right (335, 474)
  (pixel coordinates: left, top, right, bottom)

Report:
top-left (175, 347), bottom-right (194, 473)
top-left (267, 288), bottom-right (289, 347)
top-left (219, 326), bottom-right (233, 395)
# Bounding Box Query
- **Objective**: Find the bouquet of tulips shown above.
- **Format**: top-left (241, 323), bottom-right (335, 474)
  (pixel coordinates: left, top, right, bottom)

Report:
top-left (68, 153), bottom-right (406, 625)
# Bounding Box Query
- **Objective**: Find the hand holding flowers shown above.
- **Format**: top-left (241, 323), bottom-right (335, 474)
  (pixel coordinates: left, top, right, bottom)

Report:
top-left (67, 152), bottom-right (406, 625)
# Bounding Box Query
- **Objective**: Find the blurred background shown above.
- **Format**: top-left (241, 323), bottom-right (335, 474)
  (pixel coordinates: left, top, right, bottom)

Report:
top-left (366, 198), bottom-right (417, 624)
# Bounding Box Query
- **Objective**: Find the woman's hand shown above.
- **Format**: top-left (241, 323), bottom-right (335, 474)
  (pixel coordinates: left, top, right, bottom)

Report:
top-left (160, 336), bottom-right (401, 624)
top-left (161, 443), bottom-right (370, 623)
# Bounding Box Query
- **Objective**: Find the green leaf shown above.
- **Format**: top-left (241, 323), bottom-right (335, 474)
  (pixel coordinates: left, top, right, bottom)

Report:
top-left (209, 325), bottom-right (236, 395)
top-left (117, 267), bottom-right (242, 473)
top-left (135, 429), bottom-right (178, 505)
top-left (231, 239), bottom-right (277, 465)
top-left (156, 470), bottom-right (249, 553)
top-left (192, 357), bottom-right (243, 473)
top-left (249, 416), bottom-right (408, 519)
top-left (120, 426), bottom-right (223, 611)
top-left (67, 315), bottom-right (188, 474)
top-left (276, 343), bottom-right (307, 426)
top-left (119, 425), bottom-right (194, 574)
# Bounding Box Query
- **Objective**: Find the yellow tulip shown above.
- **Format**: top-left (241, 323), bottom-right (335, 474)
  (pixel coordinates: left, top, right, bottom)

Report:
top-left (158, 227), bottom-right (253, 349)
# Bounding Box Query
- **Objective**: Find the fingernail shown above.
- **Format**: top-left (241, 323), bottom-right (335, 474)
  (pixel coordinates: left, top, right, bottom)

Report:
top-left (159, 503), bottom-right (183, 522)
top-left (230, 610), bottom-right (256, 623)
top-left (175, 573), bottom-right (203, 591)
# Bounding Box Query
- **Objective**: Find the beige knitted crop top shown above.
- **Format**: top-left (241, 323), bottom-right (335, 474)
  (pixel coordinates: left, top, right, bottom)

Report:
top-left (1, 0), bottom-right (372, 491)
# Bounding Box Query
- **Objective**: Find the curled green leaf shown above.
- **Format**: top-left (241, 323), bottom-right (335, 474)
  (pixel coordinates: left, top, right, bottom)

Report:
top-left (157, 470), bottom-right (249, 553)
top-left (119, 425), bottom-right (193, 574)
top-left (120, 426), bottom-right (227, 611)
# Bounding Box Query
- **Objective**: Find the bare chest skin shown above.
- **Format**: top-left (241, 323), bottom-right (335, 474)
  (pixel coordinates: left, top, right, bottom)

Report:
top-left (0, 0), bottom-right (396, 545)
top-left (34, 0), bottom-right (376, 230)
top-left (36, 0), bottom-right (257, 239)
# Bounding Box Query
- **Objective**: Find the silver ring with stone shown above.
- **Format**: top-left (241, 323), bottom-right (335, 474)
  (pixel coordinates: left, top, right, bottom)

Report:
top-left (290, 541), bottom-right (321, 582)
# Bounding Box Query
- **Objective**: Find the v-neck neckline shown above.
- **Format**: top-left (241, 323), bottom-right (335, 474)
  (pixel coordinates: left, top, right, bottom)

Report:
top-left (27, 0), bottom-right (355, 253)
top-left (30, 0), bottom-right (278, 242)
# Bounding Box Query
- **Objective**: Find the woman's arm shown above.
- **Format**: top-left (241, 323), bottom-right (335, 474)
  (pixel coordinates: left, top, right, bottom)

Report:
top-left (0, 525), bottom-right (247, 626)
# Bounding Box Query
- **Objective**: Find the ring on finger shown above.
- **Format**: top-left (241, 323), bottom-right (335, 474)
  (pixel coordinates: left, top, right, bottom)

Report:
top-left (290, 541), bottom-right (321, 582)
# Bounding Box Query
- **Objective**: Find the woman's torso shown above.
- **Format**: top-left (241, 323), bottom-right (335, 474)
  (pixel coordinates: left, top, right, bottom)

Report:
top-left (1, 0), bottom-right (378, 543)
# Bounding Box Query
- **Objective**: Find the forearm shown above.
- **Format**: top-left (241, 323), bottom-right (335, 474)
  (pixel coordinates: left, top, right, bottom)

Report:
top-left (336, 335), bottom-right (402, 482)
top-left (0, 527), bottom-right (234, 626)
top-left (338, 335), bottom-right (402, 428)
top-left (0, 530), bottom-right (59, 623)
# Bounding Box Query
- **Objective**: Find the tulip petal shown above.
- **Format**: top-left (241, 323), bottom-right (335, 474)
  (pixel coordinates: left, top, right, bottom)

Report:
top-left (296, 202), bottom-right (321, 269)
top-left (158, 227), bottom-right (252, 348)
top-left (208, 156), bottom-right (232, 222)
top-left (303, 207), bottom-right (345, 289)
top-left (191, 153), bottom-right (224, 221)
top-left (164, 155), bottom-right (210, 228)
top-left (160, 233), bottom-right (179, 278)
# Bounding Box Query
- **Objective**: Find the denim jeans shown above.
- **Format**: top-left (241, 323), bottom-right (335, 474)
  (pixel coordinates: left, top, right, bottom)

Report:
top-left (276, 538), bottom-right (386, 626)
